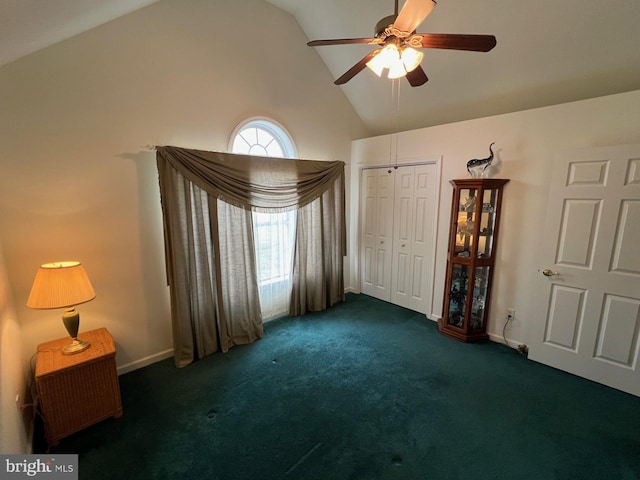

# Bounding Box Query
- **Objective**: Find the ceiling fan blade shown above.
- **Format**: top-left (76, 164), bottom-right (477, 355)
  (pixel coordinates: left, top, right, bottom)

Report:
top-left (393, 0), bottom-right (436, 34)
top-left (406, 65), bottom-right (428, 87)
top-left (307, 38), bottom-right (376, 47)
top-left (334, 50), bottom-right (380, 85)
top-left (416, 33), bottom-right (497, 52)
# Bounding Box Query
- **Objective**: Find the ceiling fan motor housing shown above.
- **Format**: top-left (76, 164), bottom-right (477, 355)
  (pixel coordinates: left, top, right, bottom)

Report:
top-left (375, 15), bottom-right (398, 36)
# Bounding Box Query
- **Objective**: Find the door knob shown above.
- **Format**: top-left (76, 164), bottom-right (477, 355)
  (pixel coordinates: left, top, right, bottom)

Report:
top-left (542, 268), bottom-right (560, 277)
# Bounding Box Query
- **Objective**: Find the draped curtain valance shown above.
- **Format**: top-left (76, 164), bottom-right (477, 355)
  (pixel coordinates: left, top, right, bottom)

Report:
top-left (156, 145), bottom-right (345, 212)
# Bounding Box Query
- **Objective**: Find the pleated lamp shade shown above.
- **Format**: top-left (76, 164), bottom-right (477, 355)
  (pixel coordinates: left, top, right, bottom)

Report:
top-left (27, 261), bottom-right (96, 354)
top-left (27, 261), bottom-right (95, 309)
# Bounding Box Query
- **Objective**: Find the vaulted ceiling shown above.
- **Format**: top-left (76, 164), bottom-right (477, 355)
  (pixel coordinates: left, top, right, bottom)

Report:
top-left (3, 0), bottom-right (640, 135)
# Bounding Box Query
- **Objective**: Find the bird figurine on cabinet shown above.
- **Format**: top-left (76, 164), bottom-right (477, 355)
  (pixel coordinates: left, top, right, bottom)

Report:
top-left (467, 143), bottom-right (495, 178)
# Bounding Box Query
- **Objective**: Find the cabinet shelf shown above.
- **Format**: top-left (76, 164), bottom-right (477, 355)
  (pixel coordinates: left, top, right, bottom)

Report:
top-left (438, 178), bottom-right (509, 342)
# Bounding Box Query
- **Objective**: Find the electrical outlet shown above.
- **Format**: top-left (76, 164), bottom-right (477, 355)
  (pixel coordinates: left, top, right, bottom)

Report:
top-left (507, 308), bottom-right (515, 321)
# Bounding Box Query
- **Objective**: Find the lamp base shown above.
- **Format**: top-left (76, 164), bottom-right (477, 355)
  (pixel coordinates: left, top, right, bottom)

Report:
top-left (62, 338), bottom-right (90, 355)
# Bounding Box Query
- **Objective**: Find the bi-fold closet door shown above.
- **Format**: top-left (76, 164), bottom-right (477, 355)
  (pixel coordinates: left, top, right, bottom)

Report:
top-left (360, 163), bottom-right (437, 314)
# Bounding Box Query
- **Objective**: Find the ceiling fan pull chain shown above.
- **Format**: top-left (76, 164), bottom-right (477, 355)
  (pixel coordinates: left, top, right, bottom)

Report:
top-left (390, 78), bottom-right (401, 170)
top-left (396, 79), bottom-right (402, 169)
top-left (388, 79), bottom-right (396, 169)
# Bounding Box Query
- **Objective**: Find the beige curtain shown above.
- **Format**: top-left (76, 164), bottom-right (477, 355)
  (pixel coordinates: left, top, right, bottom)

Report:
top-left (156, 146), bottom-right (346, 367)
top-left (290, 180), bottom-right (345, 315)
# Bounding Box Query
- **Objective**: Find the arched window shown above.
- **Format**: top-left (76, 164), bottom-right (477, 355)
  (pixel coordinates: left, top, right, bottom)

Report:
top-left (230, 117), bottom-right (297, 321)
top-left (229, 117), bottom-right (297, 159)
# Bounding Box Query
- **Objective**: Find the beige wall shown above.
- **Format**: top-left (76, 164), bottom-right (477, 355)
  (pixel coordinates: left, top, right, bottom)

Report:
top-left (0, 242), bottom-right (30, 453)
top-left (350, 90), bottom-right (640, 346)
top-left (0, 0), bottom-right (367, 453)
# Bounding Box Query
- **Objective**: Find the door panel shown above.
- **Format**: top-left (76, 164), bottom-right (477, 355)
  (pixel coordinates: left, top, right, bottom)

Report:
top-left (390, 165), bottom-right (437, 313)
top-left (360, 169), bottom-right (393, 301)
top-left (556, 199), bottom-right (600, 267)
top-left (529, 144), bottom-right (640, 396)
top-left (391, 168), bottom-right (417, 305)
top-left (611, 200), bottom-right (640, 273)
top-left (544, 285), bottom-right (585, 350)
top-left (595, 294), bottom-right (640, 366)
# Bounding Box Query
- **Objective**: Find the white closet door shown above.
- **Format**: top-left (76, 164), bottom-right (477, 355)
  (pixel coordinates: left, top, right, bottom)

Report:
top-left (360, 164), bottom-right (438, 315)
top-left (390, 164), bottom-right (437, 314)
top-left (360, 168), bottom-right (394, 301)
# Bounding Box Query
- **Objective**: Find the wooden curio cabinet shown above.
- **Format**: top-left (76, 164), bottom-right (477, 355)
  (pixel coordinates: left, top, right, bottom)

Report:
top-left (438, 178), bottom-right (509, 342)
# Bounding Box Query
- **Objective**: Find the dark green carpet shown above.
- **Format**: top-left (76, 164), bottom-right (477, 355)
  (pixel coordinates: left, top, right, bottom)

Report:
top-left (47, 294), bottom-right (640, 479)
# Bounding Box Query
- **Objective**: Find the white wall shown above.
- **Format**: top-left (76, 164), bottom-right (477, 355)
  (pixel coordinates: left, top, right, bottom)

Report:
top-left (0, 0), bottom-right (367, 453)
top-left (349, 90), bottom-right (640, 346)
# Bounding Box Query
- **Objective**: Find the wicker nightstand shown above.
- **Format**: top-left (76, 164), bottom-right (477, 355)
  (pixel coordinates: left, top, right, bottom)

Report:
top-left (35, 327), bottom-right (123, 447)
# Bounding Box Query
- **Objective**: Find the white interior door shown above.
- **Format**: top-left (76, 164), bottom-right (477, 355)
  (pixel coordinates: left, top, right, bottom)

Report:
top-left (390, 164), bottom-right (438, 313)
top-left (360, 164), bottom-right (438, 315)
top-left (360, 168), bottom-right (393, 301)
top-left (529, 144), bottom-right (640, 396)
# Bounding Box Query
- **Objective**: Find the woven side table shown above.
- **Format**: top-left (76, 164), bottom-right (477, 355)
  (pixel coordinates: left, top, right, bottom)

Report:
top-left (36, 327), bottom-right (123, 447)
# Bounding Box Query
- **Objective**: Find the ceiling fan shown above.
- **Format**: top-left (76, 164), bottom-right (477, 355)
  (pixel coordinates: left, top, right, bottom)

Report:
top-left (307, 0), bottom-right (497, 87)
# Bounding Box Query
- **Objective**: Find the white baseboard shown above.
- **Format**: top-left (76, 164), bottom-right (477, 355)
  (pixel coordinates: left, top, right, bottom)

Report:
top-left (117, 348), bottom-right (174, 375)
top-left (487, 332), bottom-right (525, 350)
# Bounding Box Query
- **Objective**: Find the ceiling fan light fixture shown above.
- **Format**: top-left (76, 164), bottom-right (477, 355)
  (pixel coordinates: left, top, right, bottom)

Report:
top-left (401, 47), bottom-right (423, 73)
top-left (367, 43), bottom-right (411, 79)
top-left (387, 58), bottom-right (408, 79)
top-left (381, 43), bottom-right (401, 62)
top-left (366, 48), bottom-right (385, 76)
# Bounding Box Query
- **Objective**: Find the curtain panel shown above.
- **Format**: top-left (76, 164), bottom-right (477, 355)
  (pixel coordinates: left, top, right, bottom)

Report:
top-left (156, 146), bottom-right (346, 367)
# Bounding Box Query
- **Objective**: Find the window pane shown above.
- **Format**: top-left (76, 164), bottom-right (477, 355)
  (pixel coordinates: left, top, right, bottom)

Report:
top-left (232, 136), bottom-right (250, 154)
top-left (254, 211), bottom-right (296, 285)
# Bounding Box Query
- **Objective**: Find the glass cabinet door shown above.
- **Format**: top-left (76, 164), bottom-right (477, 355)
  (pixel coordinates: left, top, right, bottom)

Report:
top-left (477, 188), bottom-right (499, 258)
top-left (470, 266), bottom-right (490, 331)
top-left (448, 264), bottom-right (469, 328)
top-left (454, 188), bottom-right (477, 257)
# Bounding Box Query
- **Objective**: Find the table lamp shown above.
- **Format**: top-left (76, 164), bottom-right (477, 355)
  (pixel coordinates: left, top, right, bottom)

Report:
top-left (27, 261), bottom-right (96, 354)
